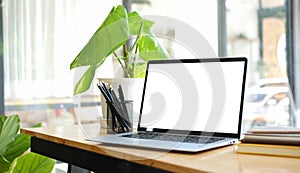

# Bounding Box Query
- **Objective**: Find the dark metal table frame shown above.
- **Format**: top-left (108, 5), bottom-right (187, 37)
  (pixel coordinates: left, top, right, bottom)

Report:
top-left (31, 137), bottom-right (170, 173)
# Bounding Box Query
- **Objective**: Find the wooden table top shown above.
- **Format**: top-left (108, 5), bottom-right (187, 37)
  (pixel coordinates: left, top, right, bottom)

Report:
top-left (21, 124), bottom-right (300, 173)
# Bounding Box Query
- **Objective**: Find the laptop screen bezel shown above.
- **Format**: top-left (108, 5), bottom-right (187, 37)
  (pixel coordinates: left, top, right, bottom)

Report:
top-left (137, 57), bottom-right (248, 139)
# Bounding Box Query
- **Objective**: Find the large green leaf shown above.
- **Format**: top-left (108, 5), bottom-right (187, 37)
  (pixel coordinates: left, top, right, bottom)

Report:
top-left (4, 134), bottom-right (30, 162)
top-left (0, 154), bottom-right (10, 173)
top-left (133, 62), bottom-right (147, 78)
top-left (128, 12), bottom-right (168, 62)
top-left (73, 65), bottom-right (97, 95)
top-left (12, 152), bottom-right (55, 173)
top-left (4, 159), bottom-right (15, 173)
top-left (0, 115), bottom-right (20, 155)
top-left (138, 34), bottom-right (169, 61)
top-left (70, 5), bottom-right (129, 70)
top-left (0, 115), bottom-right (54, 173)
top-left (0, 116), bottom-right (7, 133)
top-left (128, 11), bottom-right (154, 35)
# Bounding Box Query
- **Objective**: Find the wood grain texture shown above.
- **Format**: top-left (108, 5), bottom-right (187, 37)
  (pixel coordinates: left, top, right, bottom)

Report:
top-left (21, 125), bottom-right (300, 173)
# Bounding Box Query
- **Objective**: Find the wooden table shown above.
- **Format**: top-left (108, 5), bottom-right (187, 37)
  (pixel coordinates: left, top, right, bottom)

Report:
top-left (21, 124), bottom-right (300, 173)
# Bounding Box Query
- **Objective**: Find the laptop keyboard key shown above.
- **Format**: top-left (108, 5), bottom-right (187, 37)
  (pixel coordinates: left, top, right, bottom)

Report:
top-left (122, 132), bottom-right (224, 144)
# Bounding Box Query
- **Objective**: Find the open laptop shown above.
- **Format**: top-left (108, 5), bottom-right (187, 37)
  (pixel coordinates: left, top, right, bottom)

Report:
top-left (89, 57), bottom-right (247, 152)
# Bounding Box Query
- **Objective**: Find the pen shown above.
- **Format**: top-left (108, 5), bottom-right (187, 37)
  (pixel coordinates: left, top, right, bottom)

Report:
top-left (97, 82), bottom-right (131, 132)
top-left (109, 88), bottom-right (131, 132)
top-left (101, 81), bottom-right (113, 101)
top-left (97, 83), bottom-right (111, 102)
top-left (118, 85), bottom-right (131, 128)
top-left (98, 83), bottom-right (120, 132)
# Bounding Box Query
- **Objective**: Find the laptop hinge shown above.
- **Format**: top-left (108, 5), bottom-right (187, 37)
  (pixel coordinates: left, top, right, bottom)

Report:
top-left (146, 128), bottom-right (153, 132)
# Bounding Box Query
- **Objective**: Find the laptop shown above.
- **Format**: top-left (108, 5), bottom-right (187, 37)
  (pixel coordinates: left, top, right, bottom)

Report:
top-left (89, 57), bottom-right (248, 152)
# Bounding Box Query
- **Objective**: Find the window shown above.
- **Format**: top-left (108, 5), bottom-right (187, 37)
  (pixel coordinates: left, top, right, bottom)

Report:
top-left (130, 0), bottom-right (299, 131)
top-left (225, 0), bottom-right (298, 130)
top-left (1, 0), bottom-right (299, 131)
top-left (131, 0), bottom-right (219, 59)
top-left (2, 0), bottom-right (121, 126)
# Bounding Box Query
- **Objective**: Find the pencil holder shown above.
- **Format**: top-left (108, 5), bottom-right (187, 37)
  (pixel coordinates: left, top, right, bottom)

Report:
top-left (106, 100), bottom-right (133, 133)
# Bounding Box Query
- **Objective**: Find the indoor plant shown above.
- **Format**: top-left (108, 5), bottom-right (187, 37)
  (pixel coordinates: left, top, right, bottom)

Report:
top-left (70, 5), bottom-right (169, 95)
top-left (0, 115), bottom-right (55, 172)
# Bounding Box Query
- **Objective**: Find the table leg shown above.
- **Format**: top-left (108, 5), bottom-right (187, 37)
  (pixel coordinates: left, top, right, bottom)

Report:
top-left (67, 164), bottom-right (90, 173)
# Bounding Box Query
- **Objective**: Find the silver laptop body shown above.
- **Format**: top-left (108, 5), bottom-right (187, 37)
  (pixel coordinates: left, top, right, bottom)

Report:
top-left (89, 57), bottom-right (247, 152)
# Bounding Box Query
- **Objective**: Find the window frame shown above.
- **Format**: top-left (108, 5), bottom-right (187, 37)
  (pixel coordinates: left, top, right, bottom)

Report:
top-left (0, 0), bottom-right (4, 115)
top-left (291, 0), bottom-right (300, 115)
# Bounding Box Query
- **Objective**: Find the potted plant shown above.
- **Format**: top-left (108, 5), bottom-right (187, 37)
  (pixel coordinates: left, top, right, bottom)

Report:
top-left (70, 5), bottom-right (169, 95)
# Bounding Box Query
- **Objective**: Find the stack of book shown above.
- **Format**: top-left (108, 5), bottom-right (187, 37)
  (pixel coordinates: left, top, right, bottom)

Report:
top-left (237, 127), bottom-right (300, 158)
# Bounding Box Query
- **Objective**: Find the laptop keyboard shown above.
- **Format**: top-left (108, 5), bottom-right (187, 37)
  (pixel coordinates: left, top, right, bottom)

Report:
top-left (122, 132), bottom-right (224, 144)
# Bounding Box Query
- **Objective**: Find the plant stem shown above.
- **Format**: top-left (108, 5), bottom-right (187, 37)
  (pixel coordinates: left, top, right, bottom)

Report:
top-left (123, 44), bottom-right (128, 57)
top-left (123, 44), bottom-right (131, 77)
top-left (113, 52), bottom-right (127, 75)
top-left (131, 44), bottom-right (139, 77)
top-left (129, 19), bottom-right (144, 78)
top-left (129, 19), bottom-right (144, 52)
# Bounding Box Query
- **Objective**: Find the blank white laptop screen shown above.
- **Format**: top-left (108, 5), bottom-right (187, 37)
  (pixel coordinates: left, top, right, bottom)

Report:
top-left (140, 60), bottom-right (246, 134)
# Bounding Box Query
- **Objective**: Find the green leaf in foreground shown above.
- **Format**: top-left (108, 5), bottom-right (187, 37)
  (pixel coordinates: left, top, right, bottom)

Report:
top-left (0, 115), bottom-right (20, 155)
top-left (0, 154), bottom-right (10, 173)
top-left (0, 115), bottom-right (6, 130)
top-left (12, 152), bottom-right (55, 173)
top-left (4, 134), bottom-right (30, 162)
top-left (31, 122), bottom-right (42, 128)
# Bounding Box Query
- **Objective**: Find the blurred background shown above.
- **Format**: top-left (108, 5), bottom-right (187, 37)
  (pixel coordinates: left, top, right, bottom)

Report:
top-left (1, 0), bottom-right (300, 133)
